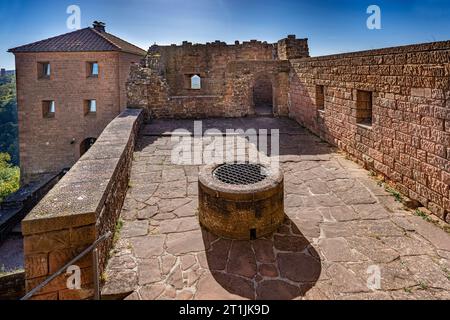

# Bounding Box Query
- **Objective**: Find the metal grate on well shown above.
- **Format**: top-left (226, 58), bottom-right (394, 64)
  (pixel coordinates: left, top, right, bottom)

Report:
top-left (213, 163), bottom-right (268, 185)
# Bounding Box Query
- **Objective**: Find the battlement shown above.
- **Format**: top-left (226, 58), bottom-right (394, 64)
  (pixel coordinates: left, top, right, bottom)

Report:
top-left (147, 35), bottom-right (309, 61)
top-left (277, 35), bottom-right (309, 60)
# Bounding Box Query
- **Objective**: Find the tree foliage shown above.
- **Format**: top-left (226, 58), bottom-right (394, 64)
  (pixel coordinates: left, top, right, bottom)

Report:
top-left (0, 152), bottom-right (19, 202)
top-left (0, 73), bottom-right (19, 202)
top-left (0, 73), bottom-right (18, 165)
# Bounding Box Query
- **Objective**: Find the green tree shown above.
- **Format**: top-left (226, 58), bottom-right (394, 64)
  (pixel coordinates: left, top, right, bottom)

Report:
top-left (0, 152), bottom-right (19, 202)
top-left (0, 73), bottom-right (18, 165)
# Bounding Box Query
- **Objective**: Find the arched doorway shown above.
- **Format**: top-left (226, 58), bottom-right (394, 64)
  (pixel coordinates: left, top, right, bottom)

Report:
top-left (80, 137), bottom-right (97, 157)
top-left (253, 75), bottom-right (273, 116)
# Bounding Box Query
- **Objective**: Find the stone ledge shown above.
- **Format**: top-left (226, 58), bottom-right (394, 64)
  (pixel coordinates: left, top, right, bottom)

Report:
top-left (22, 108), bottom-right (143, 236)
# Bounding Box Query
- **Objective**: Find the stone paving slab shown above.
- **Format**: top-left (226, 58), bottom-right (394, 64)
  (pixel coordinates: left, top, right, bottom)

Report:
top-left (102, 117), bottom-right (450, 300)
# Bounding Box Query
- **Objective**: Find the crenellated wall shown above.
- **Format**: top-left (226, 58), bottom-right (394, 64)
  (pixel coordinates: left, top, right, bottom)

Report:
top-left (289, 41), bottom-right (450, 222)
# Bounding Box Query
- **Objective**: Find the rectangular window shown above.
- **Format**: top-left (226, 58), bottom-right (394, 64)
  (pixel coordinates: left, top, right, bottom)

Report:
top-left (84, 99), bottom-right (97, 115)
top-left (38, 62), bottom-right (51, 79)
top-left (356, 90), bottom-right (373, 125)
top-left (316, 85), bottom-right (325, 110)
top-left (87, 62), bottom-right (99, 77)
top-left (42, 100), bottom-right (55, 118)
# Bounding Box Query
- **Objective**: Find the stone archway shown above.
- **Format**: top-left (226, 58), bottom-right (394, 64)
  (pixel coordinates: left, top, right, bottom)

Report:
top-left (80, 137), bottom-right (97, 157)
top-left (253, 74), bottom-right (274, 116)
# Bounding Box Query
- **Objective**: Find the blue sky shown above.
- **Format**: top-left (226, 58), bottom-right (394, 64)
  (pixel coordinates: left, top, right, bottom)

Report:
top-left (1, 0), bottom-right (450, 69)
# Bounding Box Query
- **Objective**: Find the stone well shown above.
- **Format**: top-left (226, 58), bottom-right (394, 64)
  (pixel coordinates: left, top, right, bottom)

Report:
top-left (198, 163), bottom-right (284, 240)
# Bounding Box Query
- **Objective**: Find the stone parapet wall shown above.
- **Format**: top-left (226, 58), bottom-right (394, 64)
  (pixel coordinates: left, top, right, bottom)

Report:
top-left (21, 108), bottom-right (144, 300)
top-left (289, 40), bottom-right (450, 221)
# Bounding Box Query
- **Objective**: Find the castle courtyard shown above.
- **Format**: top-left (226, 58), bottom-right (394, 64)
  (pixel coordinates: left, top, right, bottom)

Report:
top-left (4, 19), bottom-right (449, 301)
top-left (101, 117), bottom-right (450, 300)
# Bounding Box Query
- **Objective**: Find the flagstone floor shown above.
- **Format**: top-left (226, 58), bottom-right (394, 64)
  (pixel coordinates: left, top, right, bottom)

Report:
top-left (102, 117), bottom-right (450, 300)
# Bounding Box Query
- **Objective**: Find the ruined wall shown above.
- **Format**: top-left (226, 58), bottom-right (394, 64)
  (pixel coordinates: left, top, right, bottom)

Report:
top-left (277, 35), bottom-right (310, 60)
top-left (127, 37), bottom-right (308, 118)
top-left (289, 41), bottom-right (450, 221)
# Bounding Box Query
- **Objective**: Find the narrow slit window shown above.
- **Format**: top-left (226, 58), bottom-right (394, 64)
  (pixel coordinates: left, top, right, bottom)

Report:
top-left (356, 90), bottom-right (373, 126)
top-left (42, 100), bottom-right (55, 118)
top-left (191, 75), bottom-right (201, 90)
top-left (316, 85), bottom-right (325, 110)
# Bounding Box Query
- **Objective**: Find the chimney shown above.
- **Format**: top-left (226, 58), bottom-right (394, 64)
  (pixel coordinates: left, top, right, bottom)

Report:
top-left (93, 21), bottom-right (106, 32)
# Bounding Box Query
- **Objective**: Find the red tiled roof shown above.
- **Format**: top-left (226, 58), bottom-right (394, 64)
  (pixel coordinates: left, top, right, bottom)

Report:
top-left (8, 28), bottom-right (146, 56)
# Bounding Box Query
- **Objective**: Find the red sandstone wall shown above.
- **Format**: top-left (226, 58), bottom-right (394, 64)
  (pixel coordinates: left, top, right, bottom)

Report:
top-left (15, 51), bottom-right (142, 182)
top-left (289, 41), bottom-right (450, 221)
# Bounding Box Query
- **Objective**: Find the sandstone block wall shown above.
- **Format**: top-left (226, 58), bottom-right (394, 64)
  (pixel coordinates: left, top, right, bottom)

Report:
top-left (289, 41), bottom-right (450, 221)
top-left (14, 51), bottom-right (143, 183)
top-left (21, 109), bottom-right (143, 300)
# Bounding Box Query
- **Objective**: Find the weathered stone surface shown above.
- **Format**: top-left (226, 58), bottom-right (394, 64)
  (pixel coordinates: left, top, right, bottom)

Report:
top-left (227, 242), bottom-right (257, 279)
top-left (352, 204), bottom-right (390, 220)
top-left (159, 217), bottom-right (199, 234)
top-left (166, 230), bottom-right (206, 255)
top-left (138, 258), bottom-right (162, 285)
top-left (273, 235), bottom-right (309, 252)
top-left (195, 273), bottom-right (250, 300)
top-left (137, 206), bottom-right (158, 220)
top-left (131, 235), bottom-right (166, 258)
top-left (161, 254), bottom-right (177, 275)
top-left (256, 280), bottom-right (300, 300)
top-left (167, 265), bottom-right (184, 289)
top-left (252, 239), bottom-right (276, 263)
top-left (318, 238), bottom-right (360, 262)
top-left (346, 237), bottom-right (399, 263)
top-left (101, 269), bottom-right (138, 296)
top-left (278, 252), bottom-right (321, 283)
top-left (325, 264), bottom-right (370, 294)
top-left (139, 284), bottom-right (165, 300)
top-left (121, 220), bottom-right (149, 238)
top-left (258, 264), bottom-right (279, 277)
top-left (205, 238), bottom-right (231, 271)
top-left (159, 198), bottom-right (192, 213)
top-left (320, 206), bottom-right (358, 222)
top-left (408, 216), bottom-right (450, 252)
top-left (173, 200), bottom-right (198, 217)
top-left (401, 255), bottom-right (450, 290)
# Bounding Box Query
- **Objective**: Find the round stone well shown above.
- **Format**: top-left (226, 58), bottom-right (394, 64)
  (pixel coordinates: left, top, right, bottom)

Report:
top-left (198, 163), bottom-right (284, 240)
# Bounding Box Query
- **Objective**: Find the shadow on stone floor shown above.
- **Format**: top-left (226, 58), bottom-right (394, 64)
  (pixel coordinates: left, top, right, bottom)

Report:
top-left (201, 216), bottom-right (321, 300)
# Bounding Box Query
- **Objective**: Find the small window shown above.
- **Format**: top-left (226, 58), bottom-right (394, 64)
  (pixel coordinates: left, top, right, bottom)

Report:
top-left (87, 62), bottom-right (99, 77)
top-left (84, 99), bottom-right (97, 115)
top-left (38, 62), bottom-right (51, 79)
top-left (190, 75), bottom-right (201, 90)
top-left (42, 100), bottom-right (55, 118)
top-left (316, 85), bottom-right (325, 110)
top-left (356, 90), bottom-right (373, 125)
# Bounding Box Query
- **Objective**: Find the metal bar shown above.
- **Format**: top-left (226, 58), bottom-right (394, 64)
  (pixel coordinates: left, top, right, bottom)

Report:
top-left (92, 248), bottom-right (100, 300)
top-left (21, 231), bottom-right (112, 300)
